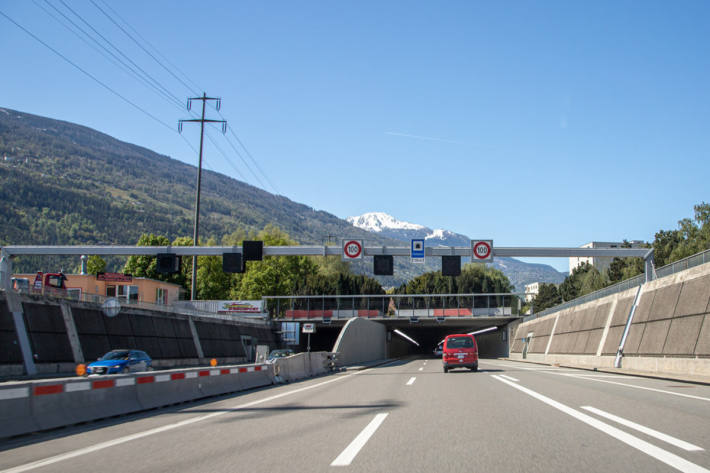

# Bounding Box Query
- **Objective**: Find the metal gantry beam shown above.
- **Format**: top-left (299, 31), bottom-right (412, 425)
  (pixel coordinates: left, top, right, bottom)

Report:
top-left (0, 244), bottom-right (654, 291)
top-left (0, 245), bottom-right (653, 258)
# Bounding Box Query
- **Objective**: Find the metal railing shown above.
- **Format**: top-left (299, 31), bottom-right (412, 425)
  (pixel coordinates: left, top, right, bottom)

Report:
top-left (263, 292), bottom-right (528, 319)
top-left (655, 248), bottom-right (710, 279)
top-left (1, 288), bottom-right (268, 324)
top-left (527, 247), bottom-right (710, 321)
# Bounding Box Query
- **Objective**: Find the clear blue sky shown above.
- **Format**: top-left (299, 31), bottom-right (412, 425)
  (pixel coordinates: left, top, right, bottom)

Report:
top-left (2, 1), bottom-right (709, 272)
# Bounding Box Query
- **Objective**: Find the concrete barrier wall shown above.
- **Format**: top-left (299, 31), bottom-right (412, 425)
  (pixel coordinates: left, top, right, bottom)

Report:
top-left (511, 261), bottom-right (710, 379)
top-left (332, 317), bottom-right (386, 365)
top-left (0, 362), bottom-right (274, 439)
top-left (273, 352), bottom-right (330, 383)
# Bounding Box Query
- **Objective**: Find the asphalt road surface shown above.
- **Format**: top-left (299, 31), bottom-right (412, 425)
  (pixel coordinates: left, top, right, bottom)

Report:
top-left (2, 358), bottom-right (710, 473)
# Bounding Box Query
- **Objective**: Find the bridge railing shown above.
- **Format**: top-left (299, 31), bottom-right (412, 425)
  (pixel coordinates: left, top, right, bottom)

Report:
top-left (263, 293), bottom-right (527, 319)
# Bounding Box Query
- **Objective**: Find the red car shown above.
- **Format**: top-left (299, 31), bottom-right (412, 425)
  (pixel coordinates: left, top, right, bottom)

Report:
top-left (442, 334), bottom-right (478, 373)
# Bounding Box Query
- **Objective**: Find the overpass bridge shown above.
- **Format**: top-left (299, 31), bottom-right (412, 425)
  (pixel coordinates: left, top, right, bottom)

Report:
top-left (265, 293), bottom-right (523, 358)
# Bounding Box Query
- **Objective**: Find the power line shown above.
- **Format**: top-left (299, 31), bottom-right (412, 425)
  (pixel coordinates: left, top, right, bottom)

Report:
top-left (208, 122), bottom-right (267, 189)
top-left (0, 8), bottom-right (174, 132)
top-left (228, 124), bottom-right (281, 195)
top-left (204, 129), bottom-right (248, 182)
top-left (77, 2), bottom-right (280, 196)
top-left (97, 0), bottom-right (202, 95)
top-left (56, 0), bottom-right (185, 108)
top-left (90, 0), bottom-right (200, 97)
top-left (212, 106), bottom-right (280, 195)
top-left (35, 0), bottom-right (184, 111)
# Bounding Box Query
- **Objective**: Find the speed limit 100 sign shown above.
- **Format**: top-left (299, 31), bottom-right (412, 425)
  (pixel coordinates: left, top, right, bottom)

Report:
top-left (471, 240), bottom-right (493, 262)
top-left (342, 239), bottom-right (364, 261)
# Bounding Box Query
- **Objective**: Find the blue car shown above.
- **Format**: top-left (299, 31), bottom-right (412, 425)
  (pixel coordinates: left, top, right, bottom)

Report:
top-left (86, 349), bottom-right (152, 375)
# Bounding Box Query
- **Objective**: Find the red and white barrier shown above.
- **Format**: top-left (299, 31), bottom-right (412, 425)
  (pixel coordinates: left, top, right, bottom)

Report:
top-left (0, 363), bottom-right (272, 439)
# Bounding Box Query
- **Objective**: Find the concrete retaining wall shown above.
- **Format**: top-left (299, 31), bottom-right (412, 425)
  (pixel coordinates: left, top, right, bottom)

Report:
top-left (332, 317), bottom-right (386, 365)
top-left (511, 261), bottom-right (710, 379)
top-left (1, 293), bottom-right (277, 375)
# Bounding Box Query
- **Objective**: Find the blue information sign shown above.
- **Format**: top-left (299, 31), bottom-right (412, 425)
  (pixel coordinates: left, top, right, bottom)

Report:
top-left (411, 239), bottom-right (425, 262)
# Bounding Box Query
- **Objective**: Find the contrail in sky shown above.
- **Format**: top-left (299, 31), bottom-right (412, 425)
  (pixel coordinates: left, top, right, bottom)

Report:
top-left (385, 131), bottom-right (462, 145)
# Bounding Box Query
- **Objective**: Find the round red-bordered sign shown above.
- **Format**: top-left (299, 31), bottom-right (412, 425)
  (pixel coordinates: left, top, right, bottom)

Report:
top-left (343, 240), bottom-right (363, 259)
top-left (473, 241), bottom-right (492, 260)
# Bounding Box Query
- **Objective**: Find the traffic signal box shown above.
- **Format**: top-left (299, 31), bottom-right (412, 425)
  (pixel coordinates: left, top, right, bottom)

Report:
top-left (243, 241), bottom-right (264, 261)
top-left (156, 254), bottom-right (180, 274)
top-left (373, 255), bottom-right (394, 275)
top-left (222, 252), bottom-right (244, 273)
top-left (222, 241), bottom-right (264, 274)
top-left (441, 255), bottom-right (461, 276)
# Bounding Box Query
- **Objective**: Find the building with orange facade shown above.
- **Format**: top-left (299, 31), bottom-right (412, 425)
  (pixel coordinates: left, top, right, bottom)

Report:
top-left (12, 272), bottom-right (183, 305)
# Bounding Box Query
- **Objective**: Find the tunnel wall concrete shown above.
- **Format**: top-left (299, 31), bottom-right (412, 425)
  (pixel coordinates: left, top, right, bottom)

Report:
top-left (511, 261), bottom-right (710, 379)
top-left (332, 317), bottom-right (386, 365)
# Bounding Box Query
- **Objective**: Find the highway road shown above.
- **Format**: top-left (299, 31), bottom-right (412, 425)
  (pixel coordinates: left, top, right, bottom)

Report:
top-left (2, 358), bottom-right (710, 473)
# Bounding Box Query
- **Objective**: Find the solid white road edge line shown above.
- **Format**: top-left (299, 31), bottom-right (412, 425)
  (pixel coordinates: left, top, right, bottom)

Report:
top-left (484, 361), bottom-right (710, 403)
top-left (498, 374), bottom-right (519, 382)
top-left (491, 375), bottom-right (710, 473)
top-left (330, 413), bottom-right (389, 467)
top-left (0, 368), bottom-right (377, 473)
top-left (563, 375), bottom-right (710, 403)
top-left (406, 377), bottom-right (416, 386)
top-left (580, 406), bottom-right (704, 452)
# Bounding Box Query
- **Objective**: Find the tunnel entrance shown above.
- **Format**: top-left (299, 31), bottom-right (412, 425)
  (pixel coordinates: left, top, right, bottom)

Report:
top-left (384, 321), bottom-right (512, 359)
top-left (276, 318), bottom-right (516, 360)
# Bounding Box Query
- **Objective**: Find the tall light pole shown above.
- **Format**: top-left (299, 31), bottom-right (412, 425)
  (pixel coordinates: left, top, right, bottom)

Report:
top-left (179, 93), bottom-right (227, 300)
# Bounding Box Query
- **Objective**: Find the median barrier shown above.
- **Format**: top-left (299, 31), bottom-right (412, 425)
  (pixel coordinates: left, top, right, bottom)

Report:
top-left (135, 370), bottom-right (203, 409)
top-left (0, 383), bottom-right (38, 438)
top-left (0, 362), bottom-right (277, 439)
top-left (196, 367), bottom-right (244, 397)
top-left (30, 377), bottom-right (141, 431)
top-left (238, 364), bottom-right (272, 390)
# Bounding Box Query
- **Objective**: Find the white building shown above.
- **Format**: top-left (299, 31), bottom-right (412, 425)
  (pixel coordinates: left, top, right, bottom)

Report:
top-left (524, 282), bottom-right (541, 302)
top-left (569, 241), bottom-right (645, 275)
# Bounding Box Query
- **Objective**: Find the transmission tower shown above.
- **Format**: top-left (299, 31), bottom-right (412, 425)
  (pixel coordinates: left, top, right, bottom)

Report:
top-left (179, 93), bottom-right (227, 300)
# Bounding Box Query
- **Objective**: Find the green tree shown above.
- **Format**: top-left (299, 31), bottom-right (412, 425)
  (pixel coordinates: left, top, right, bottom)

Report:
top-left (559, 262), bottom-right (592, 301)
top-left (530, 283), bottom-right (562, 312)
top-left (196, 237), bottom-right (234, 300)
top-left (86, 255), bottom-right (106, 274)
top-left (122, 234), bottom-right (191, 290)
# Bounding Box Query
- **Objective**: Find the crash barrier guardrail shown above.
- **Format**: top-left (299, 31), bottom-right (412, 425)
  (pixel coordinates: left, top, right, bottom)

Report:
top-left (0, 351), bottom-right (335, 439)
top-left (263, 293), bottom-right (527, 319)
top-left (527, 247), bottom-right (710, 321)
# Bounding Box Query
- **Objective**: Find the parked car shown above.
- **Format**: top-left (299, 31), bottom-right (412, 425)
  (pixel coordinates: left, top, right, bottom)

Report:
top-left (433, 342), bottom-right (443, 357)
top-left (86, 349), bottom-right (152, 375)
top-left (266, 348), bottom-right (295, 363)
top-left (442, 334), bottom-right (478, 373)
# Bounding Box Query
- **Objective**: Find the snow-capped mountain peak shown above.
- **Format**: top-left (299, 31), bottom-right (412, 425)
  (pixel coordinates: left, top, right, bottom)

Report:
top-left (425, 229), bottom-right (451, 240)
top-left (347, 212), bottom-right (425, 233)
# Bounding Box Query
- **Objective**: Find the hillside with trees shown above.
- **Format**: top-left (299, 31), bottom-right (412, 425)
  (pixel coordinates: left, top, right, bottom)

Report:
top-left (0, 107), bottom-right (422, 285)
